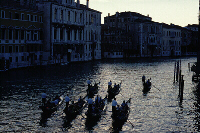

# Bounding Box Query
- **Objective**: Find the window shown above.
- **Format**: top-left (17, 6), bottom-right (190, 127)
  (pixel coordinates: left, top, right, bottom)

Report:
top-left (60, 29), bottom-right (63, 40)
top-left (16, 57), bottom-right (18, 62)
top-left (1, 29), bottom-right (6, 39)
top-left (16, 45), bottom-right (19, 52)
top-left (34, 55), bottom-right (37, 60)
top-left (34, 15), bottom-right (37, 22)
top-left (34, 31), bottom-right (38, 40)
top-left (39, 16), bottom-right (42, 22)
top-left (9, 46), bottom-right (13, 53)
top-left (21, 30), bottom-right (24, 40)
top-left (68, 11), bottom-right (70, 21)
top-left (15, 13), bottom-right (19, 19)
top-left (21, 56), bottom-right (24, 61)
top-left (15, 30), bottom-right (19, 40)
top-left (21, 13), bottom-right (24, 20)
top-left (54, 9), bottom-right (57, 20)
top-left (26, 31), bottom-right (31, 40)
top-left (9, 29), bottom-right (13, 40)
top-left (61, 10), bottom-right (63, 20)
top-left (74, 30), bottom-right (77, 40)
top-left (27, 14), bottom-right (30, 21)
top-left (21, 45), bottom-right (24, 52)
top-left (75, 12), bottom-right (77, 22)
top-left (9, 12), bottom-right (12, 19)
top-left (54, 28), bottom-right (57, 39)
top-left (80, 13), bottom-right (82, 23)
top-left (1, 10), bottom-right (5, 18)
top-left (31, 15), bottom-right (33, 21)
top-left (1, 46), bottom-right (5, 53)
top-left (9, 57), bottom-right (12, 62)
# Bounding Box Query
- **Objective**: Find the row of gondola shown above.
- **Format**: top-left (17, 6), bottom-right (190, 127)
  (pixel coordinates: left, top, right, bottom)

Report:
top-left (39, 78), bottom-right (151, 131)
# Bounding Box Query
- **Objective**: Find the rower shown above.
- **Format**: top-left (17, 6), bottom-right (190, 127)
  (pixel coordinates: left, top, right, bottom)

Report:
top-left (87, 98), bottom-right (94, 112)
top-left (65, 94), bottom-right (70, 111)
top-left (112, 98), bottom-right (118, 115)
top-left (142, 75), bottom-right (145, 83)
top-left (121, 100), bottom-right (126, 108)
top-left (41, 91), bottom-right (47, 106)
top-left (114, 83), bottom-right (117, 89)
top-left (51, 99), bottom-right (59, 106)
top-left (78, 96), bottom-right (83, 103)
top-left (95, 95), bottom-right (100, 107)
top-left (87, 79), bottom-right (91, 90)
top-left (108, 80), bottom-right (112, 90)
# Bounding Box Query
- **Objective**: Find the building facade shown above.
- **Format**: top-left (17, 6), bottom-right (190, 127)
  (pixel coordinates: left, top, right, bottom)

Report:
top-left (101, 11), bottom-right (152, 58)
top-left (102, 11), bottom-right (163, 58)
top-left (134, 19), bottom-right (163, 57)
top-left (162, 23), bottom-right (182, 57)
top-left (0, 0), bottom-right (101, 70)
top-left (37, 0), bottom-right (101, 64)
top-left (0, 6), bottom-right (43, 70)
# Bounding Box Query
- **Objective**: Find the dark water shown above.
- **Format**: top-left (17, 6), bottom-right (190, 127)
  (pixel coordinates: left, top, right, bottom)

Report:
top-left (0, 57), bottom-right (199, 132)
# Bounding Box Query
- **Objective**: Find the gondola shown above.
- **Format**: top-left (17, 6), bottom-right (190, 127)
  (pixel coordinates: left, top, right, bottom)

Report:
top-left (85, 96), bottom-right (107, 130)
top-left (87, 83), bottom-right (99, 98)
top-left (63, 98), bottom-right (87, 129)
top-left (107, 82), bottom-right (122, 100)
top-left (85, 97), bottom-right (107, 118)
top-left (142, 79), bottom-right (151, 95)
top-left (64, 98), bottom-right (86, 117)
top-left (39, 95), bottom-right (64, 117)
top-left (111, 98), bottom-right (131, 132)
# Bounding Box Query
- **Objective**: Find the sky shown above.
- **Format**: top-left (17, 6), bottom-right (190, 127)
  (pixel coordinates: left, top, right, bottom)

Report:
top-left (80, 0), bottom-right (199, 27)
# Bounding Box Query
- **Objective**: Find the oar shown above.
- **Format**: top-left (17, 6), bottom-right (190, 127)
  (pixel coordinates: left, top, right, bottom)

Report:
top-left (127, 119), bottom-right (134, 128)
top-left (152, 84), bottom-right (160, 91)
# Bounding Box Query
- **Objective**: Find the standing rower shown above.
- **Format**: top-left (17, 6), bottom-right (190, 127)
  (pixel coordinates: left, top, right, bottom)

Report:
top-left (41, 91), bottom-right (47, 106)
top-left (108, 80), bottom-right (112, 90)
top-left (112, 98), bottom-right (118, 116)
top-left (142, 75), bottom-right (145, 83)
top-left (87, 98), bottom-right (94, 113)
top-left (87, 79), bottom-right (91, 90)
top-left (65, 94), bottom-right (70, 111)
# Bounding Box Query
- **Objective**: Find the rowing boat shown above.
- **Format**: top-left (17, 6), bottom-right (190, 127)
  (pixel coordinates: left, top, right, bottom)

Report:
top-left (87, 83), bottom-right (99, 98)
top-left (39, 95), bottom-right (64, 116)
top-left (107, 82), bottom-right (121, 100)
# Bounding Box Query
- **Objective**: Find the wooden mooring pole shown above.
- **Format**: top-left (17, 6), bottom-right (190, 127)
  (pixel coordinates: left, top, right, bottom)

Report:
top-left (174, 62), bottom-right (176, 83)
top-left (179, 75), bottom-right (184, 103)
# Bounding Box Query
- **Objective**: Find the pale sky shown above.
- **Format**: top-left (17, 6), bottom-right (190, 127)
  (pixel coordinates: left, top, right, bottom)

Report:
top-left (80, 0), bottom-right (199, 27)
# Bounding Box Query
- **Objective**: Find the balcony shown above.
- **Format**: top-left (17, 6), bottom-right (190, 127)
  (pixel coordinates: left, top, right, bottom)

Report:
top-left (26, 40), bottom-right (42, 44)
top-left (170, 32), bottom-right (175, 38)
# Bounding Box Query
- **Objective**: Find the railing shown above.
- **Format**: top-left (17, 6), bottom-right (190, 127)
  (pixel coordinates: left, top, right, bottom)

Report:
top-left (26, 40), bottom-right (42, 44)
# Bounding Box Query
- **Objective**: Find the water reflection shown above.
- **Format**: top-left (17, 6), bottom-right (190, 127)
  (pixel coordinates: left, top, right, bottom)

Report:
top-left (193, 83), bottom-right (200, 132)
top-left (1, 57), bottom-right (200, 132)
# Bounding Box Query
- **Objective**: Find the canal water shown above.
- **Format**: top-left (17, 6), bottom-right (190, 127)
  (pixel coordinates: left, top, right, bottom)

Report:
top-left (0, 57), bottom-right (199, 132)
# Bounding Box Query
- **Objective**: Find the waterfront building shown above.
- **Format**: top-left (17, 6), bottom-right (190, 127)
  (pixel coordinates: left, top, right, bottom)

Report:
top-left (134, 19), bottom-right (163, 57)
top-left (101, 11), bottom-right (152, 58)
top-left (36, 0), bottom-right (101, 64)
top-left (101, 11), bottom-right (163, 58)
top-left (0, 6), bottom-right (43, 70)
top-left (181, 27), bottom-right (192, 56)
top-left (185, 24), bottom-right (198, 56)
top-left (0, 0), bottom-right (101, 70)
top-left (161, 23), bottom-right (182, 57)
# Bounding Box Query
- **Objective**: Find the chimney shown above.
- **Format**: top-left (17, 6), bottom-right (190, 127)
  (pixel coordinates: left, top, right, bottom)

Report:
top-left (77, 0), bottom-right (80, 8)
top-left (108, 13), bottom-right (110, 16)
top-left (86, 0), bottom-right (89, 8)
top-left (116, 12), bottom-right (119, 17)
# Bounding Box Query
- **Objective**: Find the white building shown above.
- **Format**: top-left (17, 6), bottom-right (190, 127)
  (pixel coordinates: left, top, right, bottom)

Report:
top-left (162, 23), bottom-right (182, 57)
top-left (37, 0), bottom-right (101, 64)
